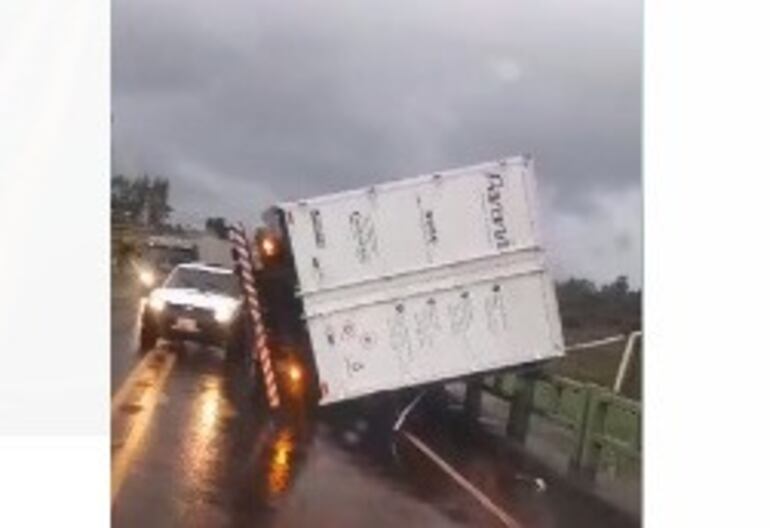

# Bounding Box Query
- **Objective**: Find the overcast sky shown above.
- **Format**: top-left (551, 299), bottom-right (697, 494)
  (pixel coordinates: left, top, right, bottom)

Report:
top-left (113, 0), bottom-right (642, 287)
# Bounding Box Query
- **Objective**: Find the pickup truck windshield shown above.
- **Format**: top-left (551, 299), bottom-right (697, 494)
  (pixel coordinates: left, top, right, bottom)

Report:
top-left (165, 267), bottom-right (239, 297)
top-left (145, 245), bottom-right (198, 267)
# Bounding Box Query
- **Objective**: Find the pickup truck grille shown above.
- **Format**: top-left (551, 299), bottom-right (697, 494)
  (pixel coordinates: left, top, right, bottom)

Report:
top-left (165, 303), bottom-right (213, 320)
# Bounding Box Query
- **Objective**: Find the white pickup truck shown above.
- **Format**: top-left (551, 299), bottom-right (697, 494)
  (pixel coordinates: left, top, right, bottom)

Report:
top-left (139, 262), bottom-right (248, 361)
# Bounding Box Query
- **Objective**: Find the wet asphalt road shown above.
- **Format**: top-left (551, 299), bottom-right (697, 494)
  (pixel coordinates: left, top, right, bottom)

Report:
top-left (111, 292), bottom-right (141, 396)
top-left (112, 289), bottom-right (638, 527)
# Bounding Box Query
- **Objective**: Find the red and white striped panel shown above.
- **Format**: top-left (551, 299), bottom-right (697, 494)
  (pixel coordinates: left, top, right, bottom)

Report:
top-left (229, 223), bottom-right (280, 409)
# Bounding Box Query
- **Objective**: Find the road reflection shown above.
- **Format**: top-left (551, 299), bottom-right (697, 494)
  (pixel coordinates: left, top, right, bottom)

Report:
top-left (250, 411), bottom-right (315, 507)
top-left (265, 426), bottom-right (296, 498)
top-left (175, 352), bottom-right (314, 515)
top-left (179, 373), bottom-right (236, 493)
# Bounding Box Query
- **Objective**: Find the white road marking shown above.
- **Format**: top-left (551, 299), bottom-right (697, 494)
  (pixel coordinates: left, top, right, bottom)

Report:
top-left (392, 390), bottom-right (427, 432)
top-left (565, 334), bottom-right (626, 352)
top-left (111, 348), bottom-right (159, 414)
top-left (111, 350), bottom-right (177, 504)
top-left (401, 431), bottom-right (523, 528)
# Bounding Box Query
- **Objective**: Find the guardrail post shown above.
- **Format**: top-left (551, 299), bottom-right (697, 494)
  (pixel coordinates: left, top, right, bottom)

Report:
top-left (568, 383), bottom-right (595, 477)
top-left (505, 372), bottom-right (536, 442)
top-left (492, 373), bottom-right (504, 393)
top-left (464, 378), bottom-right (483, 422)
top-left (573, 385), bottom-right (609, 482)
top-left (613, 331), bottom-right (642, 394)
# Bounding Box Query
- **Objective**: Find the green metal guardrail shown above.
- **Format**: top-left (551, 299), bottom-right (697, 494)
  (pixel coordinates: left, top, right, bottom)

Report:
top-left (481, 370), bottom-right (641, 482)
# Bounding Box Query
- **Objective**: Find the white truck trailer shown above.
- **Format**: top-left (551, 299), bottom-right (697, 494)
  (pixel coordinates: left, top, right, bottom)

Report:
top-left (252, 156), bottom-right (564, 407)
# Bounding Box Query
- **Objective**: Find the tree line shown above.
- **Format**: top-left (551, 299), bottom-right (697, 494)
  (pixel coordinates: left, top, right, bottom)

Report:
top-left (111, 174), bottom-right (173, 228)
top-left (556, 275), bottom-right (641, 334)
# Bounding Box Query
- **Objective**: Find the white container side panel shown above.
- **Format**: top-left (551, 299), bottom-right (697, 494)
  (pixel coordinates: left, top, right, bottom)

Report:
top-left (281, 158), bottom-right (539, 294)
top-left (309, 264), bottom-right (564, 405)
top-left (302, 246), bottom-right (547, 318)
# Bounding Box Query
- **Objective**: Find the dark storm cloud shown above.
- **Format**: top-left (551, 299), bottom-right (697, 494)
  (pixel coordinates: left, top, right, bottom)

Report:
top-left (113, 0), bottom-right (642, 285)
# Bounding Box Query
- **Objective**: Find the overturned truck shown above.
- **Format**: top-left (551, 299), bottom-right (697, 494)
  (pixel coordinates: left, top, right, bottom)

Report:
top-left (237, 156), bottom-right (565, 409)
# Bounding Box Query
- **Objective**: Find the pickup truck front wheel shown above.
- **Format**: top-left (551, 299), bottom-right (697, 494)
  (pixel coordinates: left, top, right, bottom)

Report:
top-left (139, 318), bottom-right (157, 355)
top-left (225, 318), bottom-right (248, 364)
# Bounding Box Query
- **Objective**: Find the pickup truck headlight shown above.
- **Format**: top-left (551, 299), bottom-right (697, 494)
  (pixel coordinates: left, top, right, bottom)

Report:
top-left (214, 304), bottom-right (237, 323)
top-left (138, 269), bottom-right (156, 287)
top-left (148, 295), bottom-right (166, 312)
